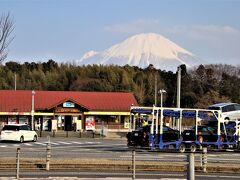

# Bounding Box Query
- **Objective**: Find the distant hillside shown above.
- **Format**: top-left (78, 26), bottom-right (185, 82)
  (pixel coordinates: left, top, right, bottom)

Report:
top-left (1, 60), bottom-right (240, 107)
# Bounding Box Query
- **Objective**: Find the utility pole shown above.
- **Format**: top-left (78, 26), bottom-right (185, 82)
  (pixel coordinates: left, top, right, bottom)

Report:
top-left (14, 73), bottom-right (16, 90)
top-left (177, 66), bottom-right (181, 108)
top-left (154, 72), bottom-right (157, 106)
top-left (31, 90), bottom-right (35, 130)
top-left (176, 66), bottom-right (181, 130)
top-left (160, 89), bottom-right (166, 108)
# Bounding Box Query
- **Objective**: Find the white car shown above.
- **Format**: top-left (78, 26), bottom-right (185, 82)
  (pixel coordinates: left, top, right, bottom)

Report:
top-left (0, 124), bottom-right (38, 143)
top-left (208, 103), bottom-right (240, 120)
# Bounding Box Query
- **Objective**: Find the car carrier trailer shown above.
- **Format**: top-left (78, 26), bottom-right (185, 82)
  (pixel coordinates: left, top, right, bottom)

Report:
top-left (129, 106), bottom-right (240, 152)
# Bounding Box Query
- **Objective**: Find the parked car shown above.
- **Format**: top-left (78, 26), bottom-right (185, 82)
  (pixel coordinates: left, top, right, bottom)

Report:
top-left (0, 124), bottom-right (38, 143)
top-left (208, 103), bottom-right (240, 120)
top-left (127, 125), bottom-right (180, 147)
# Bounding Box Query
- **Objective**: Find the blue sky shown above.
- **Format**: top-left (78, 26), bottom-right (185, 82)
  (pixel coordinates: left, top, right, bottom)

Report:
top-left (1, 0), bottom-right (240, 65)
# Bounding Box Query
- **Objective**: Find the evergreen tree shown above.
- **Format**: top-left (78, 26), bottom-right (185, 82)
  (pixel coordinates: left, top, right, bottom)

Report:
top-left (0, 61), bottom-right (239, 107)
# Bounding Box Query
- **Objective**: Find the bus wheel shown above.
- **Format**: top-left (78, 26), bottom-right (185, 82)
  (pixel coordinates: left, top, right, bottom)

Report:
top-left (179, 144), bottom-right (186, 153)
top-left (189, 143), bottom-right (197, 152)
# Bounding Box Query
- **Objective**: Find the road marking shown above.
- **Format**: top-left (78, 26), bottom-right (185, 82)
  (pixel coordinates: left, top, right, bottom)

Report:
top-left (69, 141), bottom-right (83, 144)
top-left (42, 141), bottom-right (61, 145)
top-left (49, 142), bottom-right (60, 145)
top-left (34, 142), bottom-right (46, 145)
top-left (56, 141), bottom-right (71, 145)
top-left (24, 143), bottom-right (33, 146)
top-left (86, 141), bottom-right (101, 144)
top-left (52, 144), bottom-right (110, 149)
top-left (71, 148), bottom-right (97, 152)
top-left (0, 145), bottom-right (6, 147)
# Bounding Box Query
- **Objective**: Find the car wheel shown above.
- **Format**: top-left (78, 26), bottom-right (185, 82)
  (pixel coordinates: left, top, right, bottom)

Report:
top-left (127, 141), bottom-right (133, 147)
top-left (20, 136), bottom-right (24, 143)
top-left (179, 143), bottom-right (186, 153)
top-left (189, 143), bottom-right (197, 152)
top-left (33, 135), bottom-right (37, 142)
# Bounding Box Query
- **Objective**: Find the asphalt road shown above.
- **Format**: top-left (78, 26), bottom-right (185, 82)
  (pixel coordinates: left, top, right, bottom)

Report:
top-left (0, 137), bottom-right (129, 159)
top-left (1, 136), bottom-right (240, 161)
top-left (1, 137), bottom-right (240, 179)
top-left (0, 136), bottom-right (126, 150)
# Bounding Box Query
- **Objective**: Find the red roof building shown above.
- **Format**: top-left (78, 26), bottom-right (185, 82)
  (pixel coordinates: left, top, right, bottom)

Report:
top-left (0, 90), bottom-right (138, 131)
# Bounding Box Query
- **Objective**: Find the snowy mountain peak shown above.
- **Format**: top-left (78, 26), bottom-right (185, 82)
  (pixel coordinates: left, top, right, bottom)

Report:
top-left (78, 33), bottom-right (201, 72)
top-left (110, 33), bottom-right (193, 58)
top-left (80, 50), bottom-right (98, 61)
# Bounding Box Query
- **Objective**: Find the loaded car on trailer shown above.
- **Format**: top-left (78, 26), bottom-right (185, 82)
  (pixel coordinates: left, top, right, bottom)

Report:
top-left (128, 105), bottom-right (240, 152)
top-left (179, 119), bottom-right (240, 152)
top-left (178, 103), bottom-right (240, 152)
top-left (128, 106), bottom-right (183, 150)
top-left (127, 124), bottom-right (180, 147)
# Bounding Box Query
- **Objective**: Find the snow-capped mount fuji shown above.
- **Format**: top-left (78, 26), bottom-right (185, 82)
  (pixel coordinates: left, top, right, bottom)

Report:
top-left (78, 33), bottom-right (202, 72)
top-left (79, 50), bottom-right (98, 61)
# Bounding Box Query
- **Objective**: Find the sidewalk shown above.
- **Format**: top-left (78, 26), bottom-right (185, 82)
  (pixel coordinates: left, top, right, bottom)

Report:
top-left (0, 178), bottom-right (184, 180)
top-left (36, 130), bottom-right (127, 139)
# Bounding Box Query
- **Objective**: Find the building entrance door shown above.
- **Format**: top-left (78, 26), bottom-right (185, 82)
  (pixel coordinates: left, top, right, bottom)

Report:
top-left (64, 115), bottom-right (72, 131)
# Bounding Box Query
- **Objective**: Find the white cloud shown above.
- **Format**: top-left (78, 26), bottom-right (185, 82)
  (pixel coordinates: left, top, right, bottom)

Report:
top-left (105, 20), bottom-right (240, 41)
top-left (167, 25), bottom-right (240, 40)
top-left (166, 25), bottom-right (240, 65)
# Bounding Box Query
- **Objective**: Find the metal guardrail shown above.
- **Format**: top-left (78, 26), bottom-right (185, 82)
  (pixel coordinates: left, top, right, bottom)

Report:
top-left (1, 140), bottom-right (240, 179)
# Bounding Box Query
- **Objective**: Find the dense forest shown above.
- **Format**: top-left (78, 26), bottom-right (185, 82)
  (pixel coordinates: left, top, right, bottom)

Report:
top-left (0, 60), bottom-right (240, 108)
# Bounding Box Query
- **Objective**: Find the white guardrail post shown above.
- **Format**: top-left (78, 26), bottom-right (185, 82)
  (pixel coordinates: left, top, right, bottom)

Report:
top-left (46, 135), bottom-right (51, 171)
top-left (132, 148), bottom-right (136, 179)
top-left (187, 153), bottom-right (195, 180)
top-left (16, 147), bottom-right (20, 179)
top-left (202, 147), bottom-right (207, 173)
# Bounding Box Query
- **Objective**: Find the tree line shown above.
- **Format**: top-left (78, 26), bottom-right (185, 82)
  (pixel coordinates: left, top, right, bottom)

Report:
top-left (0, 60), bottom-right (239, 108)
top-left (0, 12), bottom-right (14, 63)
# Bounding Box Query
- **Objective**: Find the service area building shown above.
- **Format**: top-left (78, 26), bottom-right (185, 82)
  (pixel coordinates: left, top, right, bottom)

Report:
top-left (0, 90), bottom-right (138, 132)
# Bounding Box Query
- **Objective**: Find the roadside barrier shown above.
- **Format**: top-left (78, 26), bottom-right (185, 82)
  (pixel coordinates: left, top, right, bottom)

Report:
top-left (187, 153), bottom-right (195, 180)
top-left (201, 147), bottom-right (207, 172)
top-left (132, 149), bottom-right (136, 180)
top-left (16, 147), bottom-right (20, 179)
top-left (1, 142), bottom-right (240, 179)
top-left (46, 136), bottom-right (51, 171)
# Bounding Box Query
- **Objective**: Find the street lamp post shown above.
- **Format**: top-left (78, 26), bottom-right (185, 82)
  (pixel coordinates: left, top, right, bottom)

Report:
top-left (159, 89), bottom-right (166, 108)
top-left (31, 90), bottom-right (35, 130)
top-left (176, 66), bottom-right (181, 130)
top-left (177, 66), bottom-right (181, 108)
top-left (158, 89), bottom-right (166, 148)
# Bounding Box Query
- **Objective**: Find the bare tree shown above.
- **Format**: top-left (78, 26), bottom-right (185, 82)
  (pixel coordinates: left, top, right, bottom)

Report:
top-left (0, 12), bottom-right (14, 63)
